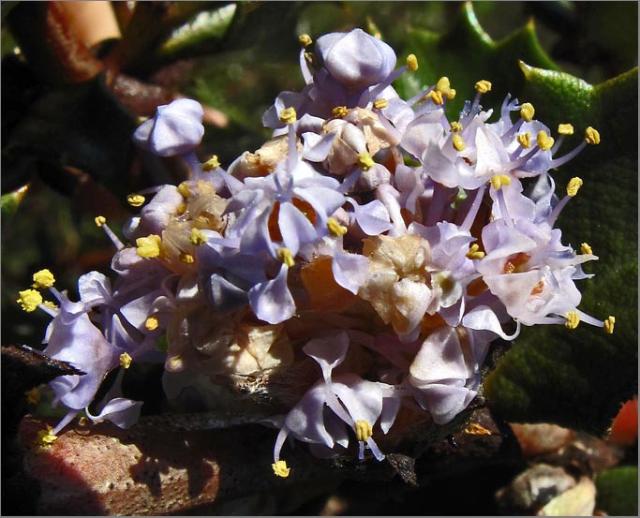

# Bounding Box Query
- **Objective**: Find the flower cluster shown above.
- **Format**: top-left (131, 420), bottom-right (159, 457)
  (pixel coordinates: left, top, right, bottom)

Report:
top-left (19, 29), bottom-right (614, 476)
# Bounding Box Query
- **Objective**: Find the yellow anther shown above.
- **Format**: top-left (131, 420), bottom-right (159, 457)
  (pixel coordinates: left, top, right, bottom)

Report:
top-left (427, 89), bottom-right (444, 105)
top-left (603, 316), bottom-right (615, 334)
top-left (466, 243), bottom-right (486, 260)
top-left (176, 202), bottom-right (187, 216)
top-left (474, 80), bottom-right (492, 94)
top-left (332, 106), bottom-right (348, 118)
top-left (373, 98), bottom-right (388, 110)
top-left (190, 228), bottom-right (206, 246)
top-left (94, 215), bottom-right (107, 227)
top-left (167, 355), bottom-right (183, 371)
top-left (517, 132), bottom-right (531, 148)
top-left (445, 88), bottom-right (456, 100)
top-left (436, 76), bottom-right (451, 93)
top-left (279, 107), bottom-right (297, 125)
top-left (536, 130), bottom-right (554, 151)
top-left (557, 123), bottom-right (574, 136)
top-left (180, 252), bottom-right (195, 264)
top-left (584, 126), bottom-right (600, 145)
top-left (17, 289), bottom-right (42, 312)
top-left (36, 426), bottom-right (58, 447)
top-left (202, 155), bottom-right (220, 171)
top-left (490, 174), bottom-right (512, 191)
top-left (272, 460), bottom-right (290, 478)
top-left (580, 242), bottom-right (593, 255)
top-left (277, 247), bottom-right (295, 268)
top-left (327, 217), bottom-right (348, 237)
top-left (78, 416), bottom-right (89, 427)
top-left (298, 33), bottom-right (312, 47)
top-left (406, 54), bottom-right (418, 71)
top-left (127, 194), bottom-right (146, 207)
top-left (358, 152), bottom-right (375, 171)
top-left (25, 387), bottom-right (40, 405)
top-left (355, 420), bottom-right (373, 441)
top-left (520, 102), bottom-right (535, 122)
top-left (32, 269), bottom-right (55, 289)
top-left (136, 234), bottom-right (162, 258)
top-left (43, 300), bottom-right (59, 310)
top-left (565, 311), bottom-right (580, 329)
top-left (566, 177), bottom-right (583, 197)
top-left (119, 352), bottom-right (133, 369)
top-left (452, 134), bottom-right (466, 152)
top-left (177, 182), bottom-right (191, 199)
top-left (450, 121), bottom-right (462, 133)
top-left (145, 315), bottom-right (159, 331)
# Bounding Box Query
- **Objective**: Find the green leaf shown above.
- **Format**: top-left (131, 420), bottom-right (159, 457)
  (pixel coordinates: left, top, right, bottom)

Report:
top-left (484, 65), bottom-right (638, 434)
top-left (397, 2), bottom-right (559, 118)
top-left (595, 466), bottom-right (638, 516)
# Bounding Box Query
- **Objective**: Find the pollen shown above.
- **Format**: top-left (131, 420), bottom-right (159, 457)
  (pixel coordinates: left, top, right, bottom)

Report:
top-left (427, 89), bottom-right (444, 105)
top-left (136, 234), bottom-right (162, 258)
top-left (603, 316), bottom-right (615, 334)
top-left (180, 252), bottom-right (195, 264)
top-left (565, 311), bottom-right (580, 329)
top-left (178, 182), bottom-right (191, 198)
top-left (145, 315), bottom-right (159, 331)
top-left (272, 460), bottom-right (290, 478)
top-left (517, 132), bottom-right (531, 148)
top-left (436, 77), bottom-right (456, 100)
top-left (36, 426), bottom-right (58, 447)
top-left (520, 102), bottom-right (535, 122)
top-left (358, 152), bottom-right (375, 171)
top-left (17, 289), bottom-right (42, 312)
top-left (202, 155), bottom-right (220, 171)
top-left (490, 174), bottom-right (511, 191)
top-left (332, 106), bottom-right (348, 118)
top-left (190, 228), bottom-right (207, 246)
top-left (298, 33), bottom-right (312, 47)
top-left (474, 80), bottom-right (492, 94)
top-left (452, 134), bottom-right (465, 151)
top-left (94, 215), bottom-right (107, 227)
top-left (373, 98), bottom-right (388, 110)
top-left (127, 194), bottom-right (146, 207)
top-left (32, 269), bottom-right (55, 289)
top-left (584, 126), bottom-right (600, 145)
top-left (355, 420), bottom-right (373, 441)
top-left (279, 107), bottom-right (297, 125)
top-left (557, 123), bottom-right (574, 136)
top-left (566, 177), bottom-right (583, 197)
top-left (119, 352), bottom-right (133, 369)
top-left (450, 121), bottom-right (462, 133)
top-left (466, 243), bottom-right (485, 260)
top-left (580, 242), bottom-right (593, 255)
top-left (277, 247), bottom-right (295, 267)
top-left (406, 54), bottom-right (418, 71)
top-left (327, 217), bottom-right (348, 237)
top-left (25, 387), bottom-right (40, 405)
top-left (536, 130), bottom-right (554, 151)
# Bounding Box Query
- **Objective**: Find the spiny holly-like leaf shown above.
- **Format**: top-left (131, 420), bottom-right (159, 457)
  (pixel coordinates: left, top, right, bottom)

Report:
top-left (397, 2), bottom-right (558, 117)
top-left (484, 65), bottom-right (638, 434)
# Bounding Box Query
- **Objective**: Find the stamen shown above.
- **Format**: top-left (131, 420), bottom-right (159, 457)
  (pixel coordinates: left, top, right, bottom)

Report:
top-left (17, 289), bottom-right (42, 312)
top-left (32, 269), bottom-right (55, 289)
top-left (584, 126), bottom-right (600, 145)
top-left (279, 107), bottom-right (297, 125)
top-left (277, 247), bottom-right (295, 267)
top-left (580, 242), bottom-right (593, 255)
top-left (190, 228), bottom-right (206, 246)
top-left (202, 155), bottom-right (220, 171)
top-left (490, 175), bottom-right (511, 191)
top-left (358, 152), bottom-right (375, 171)
top-left (520, 102), bottom-right (535, 122)
top-left (536, 130), bottom-right (554, 151)
top-left (327, 217), bottom-right (348, 237)
top-left (436, 76), bottom-right (456, 100)
top-left (355, 420), bottom-right (373, 441)
top-left (466, 243), bottom-right (485, 260)
top-left (373, 98), bottom-right (388, 110)
top-left (450, 121), bottom-right (462, 133)
top-left (557, 123), bottom-right (574, 135)
top-left (298, 33), bottom-right (312, 47)
top-left (603, 316), bottom-right (615, 334)
top-left (566, 177), bottom-right (583, 197)
top-left (136, 234), bottom-right (162, 258)
top-left (180, 252), bottom-right (195, 264)
top-left (94, 215), bottom-right (106, 227)
top-left (43, 300), bottom-right (59, 310)
top-left (406, 54), bottom-right (418, 71)
top-left (461, 184), bottom-right (486, 231)
top-left (127, 194), bottom-right (145, 207)
top-left (119, 352), bottom-right (133, 369)
top-left (145, 316), bottom-right (159, 331)
top-left (452, 134), bottom-right (465, 151)
top-left (36, 426), bottom-right (58, 447)
top-left (427, 90), bottom-right (444, 105)
top-left (565, 311), bottom-right (580, 329)
top-left (177, 182), bottom-right (191, 198)
top-left (517, 132), bottom-right (531, 148)
top-left (272, 460), bottom-right (290, 478)
top-left (474, 80), bottom-right (492, 94)
top-left (94, 216), bottom-right (125, 250)
top-left (332, 106), bottom-right (348, 118)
